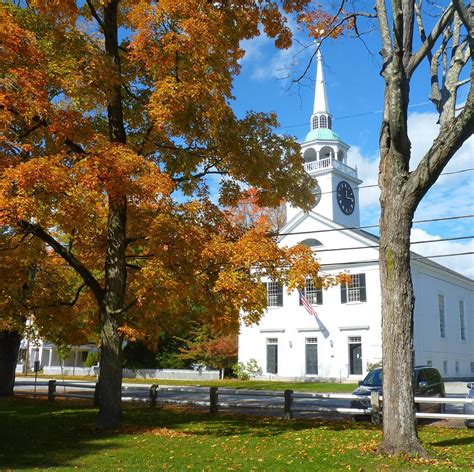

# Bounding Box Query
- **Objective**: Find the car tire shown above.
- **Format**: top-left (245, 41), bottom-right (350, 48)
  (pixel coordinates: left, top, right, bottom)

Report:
top-left (465, 421), bottom-right (474, 429)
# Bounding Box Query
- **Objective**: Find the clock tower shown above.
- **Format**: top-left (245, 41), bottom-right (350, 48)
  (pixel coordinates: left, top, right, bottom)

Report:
top-left (287, 48), bottom-right (362, 227)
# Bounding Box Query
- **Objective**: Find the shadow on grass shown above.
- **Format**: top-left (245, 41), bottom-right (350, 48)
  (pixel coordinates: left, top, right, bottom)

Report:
top-left (0, 398), bottom-right (376, 469)
top-left (430, 436), bottom-right (474, 447)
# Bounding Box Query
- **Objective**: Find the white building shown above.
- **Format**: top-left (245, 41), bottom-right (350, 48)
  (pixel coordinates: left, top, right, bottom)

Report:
top-left (238, 49), bottom-right (474, 381)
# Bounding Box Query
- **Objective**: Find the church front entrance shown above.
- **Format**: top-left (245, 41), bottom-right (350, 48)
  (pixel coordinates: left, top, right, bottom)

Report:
top-left (349, 336), bottom-right (363, 375)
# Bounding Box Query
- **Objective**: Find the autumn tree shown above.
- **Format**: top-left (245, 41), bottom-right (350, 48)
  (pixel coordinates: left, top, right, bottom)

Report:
top-left (0, 0), bottom-right (347, 428)
top-left (178, 324), bottom-right (238, 378)
top-left (299, 0), bottom-right (473, 456)
top-left (229, 187), bottom-right (287, 232)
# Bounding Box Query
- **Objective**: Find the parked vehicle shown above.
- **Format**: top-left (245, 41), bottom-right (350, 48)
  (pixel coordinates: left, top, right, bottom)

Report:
top-left (465, 382), bottom-right (474, 428)
top-left (351, 366), bottom-right (446, 420)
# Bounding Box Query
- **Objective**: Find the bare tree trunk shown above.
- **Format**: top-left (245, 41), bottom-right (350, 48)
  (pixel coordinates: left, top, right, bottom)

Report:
top-left (378, 199), bottom-right (425, 456)
top-left (0, 330), bottom-right (22, 397)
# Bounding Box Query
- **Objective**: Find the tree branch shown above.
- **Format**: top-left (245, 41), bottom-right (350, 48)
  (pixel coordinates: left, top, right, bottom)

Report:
top-left (405, 81), bottom-right (474, 203)
top-left (407, 4), bottom-right (455, 78)
top-left (28, 283), bottom-right (87, 310)
top-left (17, 220), bottom-right (104, 303)
top-left (85, 0), bottom-right (105, 32)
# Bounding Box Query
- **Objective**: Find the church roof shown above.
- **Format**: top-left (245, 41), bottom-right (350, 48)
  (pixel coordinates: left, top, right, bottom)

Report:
top-left (304, 127), bottom-right (341, 142)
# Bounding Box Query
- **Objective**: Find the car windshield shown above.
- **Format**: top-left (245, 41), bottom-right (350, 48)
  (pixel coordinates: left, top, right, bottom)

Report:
top-left (361, 369), bottom-right (382, 386)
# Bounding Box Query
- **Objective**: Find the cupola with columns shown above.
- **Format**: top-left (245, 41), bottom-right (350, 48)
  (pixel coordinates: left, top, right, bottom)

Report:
top-left (287, 47), bottom-right (362, 228)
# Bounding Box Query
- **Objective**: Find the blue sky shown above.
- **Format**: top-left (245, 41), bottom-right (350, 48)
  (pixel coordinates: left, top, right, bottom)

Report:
top-left (231, 30), bottom-right (474, 278)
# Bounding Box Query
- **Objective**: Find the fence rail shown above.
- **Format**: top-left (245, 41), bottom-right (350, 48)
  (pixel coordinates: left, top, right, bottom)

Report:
top-left (14, 380), bottom-right (474, 424)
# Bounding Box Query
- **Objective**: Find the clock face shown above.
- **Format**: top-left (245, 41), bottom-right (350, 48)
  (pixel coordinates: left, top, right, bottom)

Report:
top-left (313, 182), bottom-right (322, 206)
top-left (336, 181), bottom-right (355, 215)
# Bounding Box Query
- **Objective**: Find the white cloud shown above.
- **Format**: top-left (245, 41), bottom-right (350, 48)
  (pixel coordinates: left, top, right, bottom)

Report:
top-left (345, 111), bottom-right (473, 278)
top-left (410, 227), bottom-right (474, 278)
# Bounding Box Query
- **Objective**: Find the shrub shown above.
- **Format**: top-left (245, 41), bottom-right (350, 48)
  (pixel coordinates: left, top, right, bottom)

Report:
top-left (85, 351), bottom-right (99, 368)
top-left (232, 359), bottom-right (262, 380)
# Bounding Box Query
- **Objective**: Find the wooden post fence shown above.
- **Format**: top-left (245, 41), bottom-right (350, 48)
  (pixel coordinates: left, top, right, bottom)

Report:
top-left (284, 390), bottom-right (293, 419)
top-left (94, 382), bottom-right (99, 407)
top-left (150, 384), bottom-right (158, 407)
top-left (209, 387), bottom-right (218, 414)
top-left (370, 391), bottom-right (381, 425)
top-left (47, 380), bottom-right (56, 402)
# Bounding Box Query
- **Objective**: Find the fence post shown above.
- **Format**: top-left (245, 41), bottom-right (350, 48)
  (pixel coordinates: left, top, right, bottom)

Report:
top-left (371, 391), bottom-right (381, 425)
top-left (150, 384), bottom-right (158, 407)
top-left (284, 390), bottom-right (293, 420)
top-left (94, 382), bottom-right (100, 407)
top-left (47, 380), bottom-right (56, 402)
top-left (209, 387), bottom-right (218, 414)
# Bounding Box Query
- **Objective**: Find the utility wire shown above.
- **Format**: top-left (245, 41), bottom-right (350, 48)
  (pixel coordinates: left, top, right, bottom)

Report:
top-left (276, 101), bottom-right (432, 129)
top-left (275, 214), bottom-right (474, 237)
top-left (310, 235), bottom-right (473, 253)
top-left (319, 251), bottom-right (474, 269)
top-left (310, 167), bottom-right (474, 197)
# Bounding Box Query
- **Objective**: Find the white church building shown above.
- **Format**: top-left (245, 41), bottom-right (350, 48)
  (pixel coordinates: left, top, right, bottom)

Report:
top-left (238, 50), bottom-right (474, 381)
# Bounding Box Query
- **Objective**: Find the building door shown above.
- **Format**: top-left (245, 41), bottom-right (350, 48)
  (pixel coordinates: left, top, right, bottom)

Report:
top-left (266, 338), bottom-right (278, 374)
top-left (349, 336), bottom-right (362, 375)
top-left (305, 338), bottom-right (318, 375)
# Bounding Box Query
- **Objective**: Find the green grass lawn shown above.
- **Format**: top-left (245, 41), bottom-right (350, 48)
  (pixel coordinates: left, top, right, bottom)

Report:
top-left (25, 375), bottom-right (357, 393)
top-left (1, 399), bottom-right (473, 470)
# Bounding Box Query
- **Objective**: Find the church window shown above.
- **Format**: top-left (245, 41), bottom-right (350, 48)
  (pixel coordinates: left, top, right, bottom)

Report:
top-left (327, 115), bottom-right (332, 129)
top-left (341, 274), bottom-right (366, 303)
top-left (312, 115), bottom-right (319, 129)
top-left (300, 238), bottom-right (322, 248)
top-left (320, 115), bottom-right (327, 128)
top-left (266, 338), bottom-right (278, 374)
top-left (438, 294), bottom-right (446, 338)
top-left (265, 281), bottom-right (283, 307)
top-left (443, 360), bottom-right (448, 374)
top-left (459, 299), bottom-right (466, 341)
top-left (303, 148), bottom-right (317, 163)
top-left (300, 278), bottom-right (323, 305)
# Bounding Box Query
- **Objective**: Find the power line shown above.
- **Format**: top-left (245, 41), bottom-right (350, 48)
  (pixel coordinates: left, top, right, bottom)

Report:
top-left (311, 235), bottom-right (473, 253)
top-left (312, 167), bottom-right (474, 197)
top-left (276, 101), bottom-right (432, 130)
top-left (319, 251), bottom-right (474, 269)
top-left (275, 214), bottom-right (474, 237)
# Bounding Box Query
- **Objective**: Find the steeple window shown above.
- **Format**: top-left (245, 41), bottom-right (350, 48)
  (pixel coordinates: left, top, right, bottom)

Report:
top-left (319, 115), bottom-right (328, 128)
top-left (327, 116), bottom-right (332, 129)
top-left (312, 115), bottom-right (319, 129)
top-left (303, 148), bottom-right (317, 163)
top-left (337, 150), bottom-right (345, 162)
top-left (319, 146), bottom-right (334, 160)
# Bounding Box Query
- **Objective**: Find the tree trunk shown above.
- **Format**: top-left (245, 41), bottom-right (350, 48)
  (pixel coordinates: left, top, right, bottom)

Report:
top-left (96, 307), bottom-right (123, 429)
top-left (94, 0), bottom-right (128, 429)
top-left (378, 193), bottom-right (426, 456)
top-left (0, 330), bottom-right (22, 397)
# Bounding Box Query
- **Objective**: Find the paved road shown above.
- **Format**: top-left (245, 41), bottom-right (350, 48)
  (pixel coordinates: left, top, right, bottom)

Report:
top-left (14, 377), bottom-right (470, 423)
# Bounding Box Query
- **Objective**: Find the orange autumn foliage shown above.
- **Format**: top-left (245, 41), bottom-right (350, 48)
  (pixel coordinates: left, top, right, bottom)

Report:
top-left (0, 1), bottom-right (346, 362)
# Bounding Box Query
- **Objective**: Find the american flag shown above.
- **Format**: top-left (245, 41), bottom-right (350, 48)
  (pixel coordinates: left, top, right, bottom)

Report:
top-left (299, 290), bottom-right (317, 317)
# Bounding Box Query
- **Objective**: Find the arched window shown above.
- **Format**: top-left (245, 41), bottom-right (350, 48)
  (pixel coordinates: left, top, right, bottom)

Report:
top-left (320, 115), bottom-right (327, 128)
top-left (300, 238), bottom-right (323, 247)
top-left (327, 116), bottom-right (332, 129)
top-left (312, 115), bottom-right (319, 129)
top-left (303, 148), bottom-right (317, 163)
top-left (337, 150), bottom-right (345, 162)
top-left (319, 146), bottom-right (334, 160)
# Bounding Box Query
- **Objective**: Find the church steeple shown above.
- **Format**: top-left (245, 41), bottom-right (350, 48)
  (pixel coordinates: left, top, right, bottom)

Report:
top-left (310, 47), bottom-right (332, 131)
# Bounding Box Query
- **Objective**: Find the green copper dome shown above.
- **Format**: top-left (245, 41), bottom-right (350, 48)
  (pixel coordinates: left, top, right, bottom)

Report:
top-left (304, 128), bottom-right (341, 142)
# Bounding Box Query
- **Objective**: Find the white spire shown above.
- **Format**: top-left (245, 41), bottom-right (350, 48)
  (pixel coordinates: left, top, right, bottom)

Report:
top-left (313, 46), bottom-right (329, 114)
